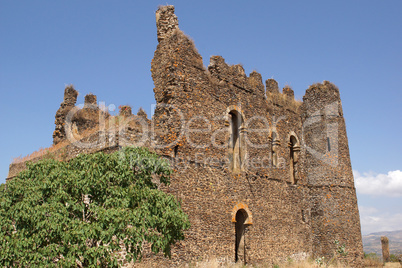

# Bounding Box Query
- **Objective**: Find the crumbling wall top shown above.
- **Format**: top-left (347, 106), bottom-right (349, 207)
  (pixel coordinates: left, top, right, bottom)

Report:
top-left (119, 105), bottom-right (132, 117)
top-left (283, 85), bottom-right (294, 98)
top-left (63, 84), bottom-right (78, 104)
top-left (156, 5), bottom-right (179, 42)
top-left (84, 93), bottom-right (97, 107)
top-left (53, 85), bottom-right (78, 145)
top-left (302, 81), bottom-right (341, 117)
top-left (208, 56), bottom-right (266, 96)
top-left (266, 79), bottom-right (279, 94)
top-left (137, 108), bottom-right (148, 119)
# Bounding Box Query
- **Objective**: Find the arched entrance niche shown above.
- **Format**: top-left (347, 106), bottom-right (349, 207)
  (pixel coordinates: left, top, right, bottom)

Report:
top-left (231, 203), bottom-right (253, 264)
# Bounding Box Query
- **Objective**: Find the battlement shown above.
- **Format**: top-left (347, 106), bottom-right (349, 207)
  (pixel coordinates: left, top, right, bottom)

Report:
top-left (152, 6), bottom-right (301, 117)
top-left (7, 5), bottom-right (363, 267)
top-left (208, 56), bottom-right (265, 96)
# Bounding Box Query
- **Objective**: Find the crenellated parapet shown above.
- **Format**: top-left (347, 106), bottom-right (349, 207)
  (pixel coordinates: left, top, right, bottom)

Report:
top-left (9, 5), bottom-right (363, 267)
top-left (208, 56), bottom-right (265, 96)
top-left (265, 80), bottom-right (301, 113)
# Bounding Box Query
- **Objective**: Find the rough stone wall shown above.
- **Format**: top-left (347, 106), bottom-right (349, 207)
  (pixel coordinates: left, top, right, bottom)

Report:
top-left (72, 93), bottom-right (110, 134)
top-left (300, 82), bottom-right (363, 266)
top-left (8, 5), bottom-right (363, 267)
top-left (155, 5), bottom-right (179, 43)
top-left (146, 5), bottom-right (363, 266)
top-left (53, 85), bottom-right (78, 145)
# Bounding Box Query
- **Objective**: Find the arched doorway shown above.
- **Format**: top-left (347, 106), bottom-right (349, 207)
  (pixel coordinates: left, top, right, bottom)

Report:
top-left (232, 204), bottom-right (253, 264)
top-left (235, 209), bottom-right (248, 264)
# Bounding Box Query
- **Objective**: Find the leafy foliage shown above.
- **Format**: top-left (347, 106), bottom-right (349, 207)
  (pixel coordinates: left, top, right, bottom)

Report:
top-left (0, 147), bottom-right (190, 267)
top-left (334, 239), bottom-right (348, 256)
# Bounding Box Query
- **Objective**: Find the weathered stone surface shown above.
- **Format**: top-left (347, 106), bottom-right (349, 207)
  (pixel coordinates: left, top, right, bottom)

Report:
top-left (8, 5), bottom-right (364, 267)
top-left (382, 236), bottom-right (391, 263)
top-left (84, 93), bottom-right (97, 106)
top-left (155, 5), bottom-right (179, 42)
top-left (266, 78), bottom-right (279, 93)
top-left (119, 105), bottom-right (132, 117)
top-left (283, 85), bottom-right (294, 98)
top-left (136, 107), bottom-right (148, 119)
top-left (52, 85), bottom-right (78, 145)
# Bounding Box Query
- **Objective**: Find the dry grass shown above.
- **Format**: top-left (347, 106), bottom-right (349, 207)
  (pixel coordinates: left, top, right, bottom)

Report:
top-left (12, 140), bottom-right (70, 164)
top-left (363, 254), bottom-right (383, 267)
top-left (175, 258), bottom-right (353, 268)
top-left (185, 258), bottom-right (241, 268)
top-left (384, 263), bottom-right (402, 267)
top-left (12, 121), bottom-right (116, 164)
top-left (117, 255), bottom-right (402, 268)
top-left (11, 111), bottom-right (148, 165)
top-left (173, 28), bottom-right (200, 57)
top-left (267, 91), bottom-right (302, 112)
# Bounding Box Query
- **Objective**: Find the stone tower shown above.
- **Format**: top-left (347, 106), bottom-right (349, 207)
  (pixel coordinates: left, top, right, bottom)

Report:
top-left (147, 5), bottom-right (364, 267)
top-left (301, 82), bottom-right (363, 260)
top-left (7, 5), bottom-right (364, 267)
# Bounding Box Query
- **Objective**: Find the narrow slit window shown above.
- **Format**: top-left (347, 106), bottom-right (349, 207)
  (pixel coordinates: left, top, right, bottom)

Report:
top-left (327, 137), bottom-right (331, 152)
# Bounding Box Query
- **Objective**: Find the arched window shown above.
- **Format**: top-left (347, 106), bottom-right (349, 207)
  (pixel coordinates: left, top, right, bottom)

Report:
top-left (229, 110), bottom-right (243, 173)
top-left (289, 135), bottom-right (300, 184)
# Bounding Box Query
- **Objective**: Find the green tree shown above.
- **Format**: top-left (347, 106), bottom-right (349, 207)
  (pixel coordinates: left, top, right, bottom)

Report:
top-left (0, 147), bottom-right (190, 267)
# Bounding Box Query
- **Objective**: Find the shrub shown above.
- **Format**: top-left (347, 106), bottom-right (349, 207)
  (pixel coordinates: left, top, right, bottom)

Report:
top-left (1, 147), bottom-right (190, 267)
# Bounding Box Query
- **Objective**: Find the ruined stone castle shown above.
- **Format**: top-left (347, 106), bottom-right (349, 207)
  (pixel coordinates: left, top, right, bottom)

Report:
top-left (8, 5), bottom-right (364, 267)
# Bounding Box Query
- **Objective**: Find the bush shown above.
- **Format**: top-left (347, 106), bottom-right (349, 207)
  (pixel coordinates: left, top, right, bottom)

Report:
top-left (0, 147), bottom-right (190, 267)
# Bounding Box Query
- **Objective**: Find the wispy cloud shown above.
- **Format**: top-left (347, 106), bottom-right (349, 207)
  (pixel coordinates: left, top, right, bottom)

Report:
top-left (354, 170), bottom-right (402, 197)
top-left (359, 205), bottom-right (402, 235)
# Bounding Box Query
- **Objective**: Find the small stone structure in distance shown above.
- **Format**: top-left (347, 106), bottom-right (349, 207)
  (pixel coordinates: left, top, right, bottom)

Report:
top-left (381, 236), bottom-right (391, 263)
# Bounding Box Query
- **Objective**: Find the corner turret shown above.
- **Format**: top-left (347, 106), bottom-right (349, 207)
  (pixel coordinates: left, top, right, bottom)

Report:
top-left (301, 81), bottom-right (363, 265)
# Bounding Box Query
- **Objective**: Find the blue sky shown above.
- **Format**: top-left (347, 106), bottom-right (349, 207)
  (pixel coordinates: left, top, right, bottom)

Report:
top-left (1, 0), bottom-right (401, 235)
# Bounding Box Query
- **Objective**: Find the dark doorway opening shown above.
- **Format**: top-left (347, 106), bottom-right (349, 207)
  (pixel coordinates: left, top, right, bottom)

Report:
top-left (235, 209), bottom-right (248, 264)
